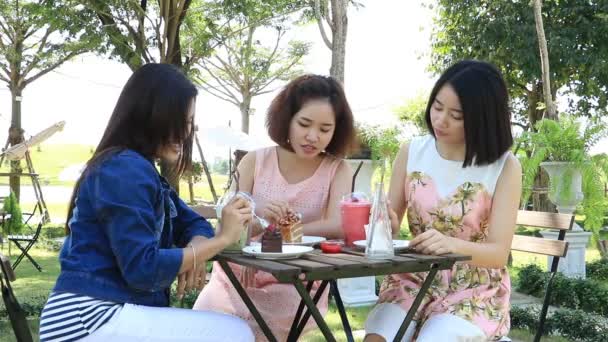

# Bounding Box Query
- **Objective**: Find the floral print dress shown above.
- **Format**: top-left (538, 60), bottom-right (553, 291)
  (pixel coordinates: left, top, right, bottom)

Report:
top-left (377, 135), bottom-right (511, 339)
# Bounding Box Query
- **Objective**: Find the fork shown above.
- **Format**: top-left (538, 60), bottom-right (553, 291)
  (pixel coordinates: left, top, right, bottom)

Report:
top-left (255, 215), bottom-right (271, 230)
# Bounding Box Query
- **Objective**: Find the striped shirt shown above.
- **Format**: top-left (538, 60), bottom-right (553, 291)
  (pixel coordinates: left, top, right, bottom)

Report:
top-left (39, 292), bottom-right (123, 342)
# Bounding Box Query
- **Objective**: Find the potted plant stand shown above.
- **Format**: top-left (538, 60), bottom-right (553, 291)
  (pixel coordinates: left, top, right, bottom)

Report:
top-left (539, 161), bottom-right (591, 278)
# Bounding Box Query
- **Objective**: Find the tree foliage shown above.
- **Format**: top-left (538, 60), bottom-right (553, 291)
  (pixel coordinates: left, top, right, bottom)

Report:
top-left (394, 91), bottom-right (428, 135)
top-left (0, 0), bottom-right (96, 91)
top-left (427, 0), bottom-right (608, 127)
top-left (193, 0), bottom-right (310, 132)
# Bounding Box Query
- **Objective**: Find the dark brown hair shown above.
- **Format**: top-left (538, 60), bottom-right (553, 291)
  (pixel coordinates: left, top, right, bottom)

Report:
top-left (266, 74), bottom-right (356, 157)
top-left (65, 63), bottom-right (197, 233)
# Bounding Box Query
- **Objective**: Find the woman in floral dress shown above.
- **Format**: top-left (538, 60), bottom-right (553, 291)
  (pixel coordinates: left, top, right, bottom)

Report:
top-left (365, 60), bottom-right (522, 341)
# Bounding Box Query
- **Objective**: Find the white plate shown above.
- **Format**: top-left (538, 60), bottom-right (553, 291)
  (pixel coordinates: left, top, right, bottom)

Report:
top-left (353, 240), bottom-right (410, 251)
top-left (249, 236), bottom-right (327, 247)
top-left (285, 235), bottom-right (326, 246)
top-left (242, 245), bottom-right (314, 260)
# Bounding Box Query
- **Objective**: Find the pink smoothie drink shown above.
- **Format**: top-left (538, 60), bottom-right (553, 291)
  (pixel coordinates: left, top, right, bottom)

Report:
top-left (341, 198), bottom-right (371, 247)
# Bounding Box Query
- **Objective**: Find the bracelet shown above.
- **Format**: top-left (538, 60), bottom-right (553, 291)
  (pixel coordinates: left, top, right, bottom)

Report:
top-left (188, 244), bottom-right (197, 272)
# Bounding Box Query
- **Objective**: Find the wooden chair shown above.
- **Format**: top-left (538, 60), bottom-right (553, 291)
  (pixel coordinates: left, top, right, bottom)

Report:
top-left (1, 252), bottom-right (34, 342)
top-left (511, 210), bottom-right (575, 342)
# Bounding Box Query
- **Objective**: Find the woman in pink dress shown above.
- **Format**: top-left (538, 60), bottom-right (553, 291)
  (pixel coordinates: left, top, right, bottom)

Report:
top-left (194, 74), bottom-right (357, 341)
top-left (365, 60), bottom-right (522, 341)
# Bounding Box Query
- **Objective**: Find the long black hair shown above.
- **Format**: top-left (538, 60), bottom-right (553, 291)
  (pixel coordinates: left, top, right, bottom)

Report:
top-left (65, 63), bottom-right (198, 233)
top-left (425, 60), bottom-right (513, 167)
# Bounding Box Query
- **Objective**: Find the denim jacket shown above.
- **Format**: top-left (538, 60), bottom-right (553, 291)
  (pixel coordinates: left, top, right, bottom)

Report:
top-left (53, 149), bottom-right (214, 307)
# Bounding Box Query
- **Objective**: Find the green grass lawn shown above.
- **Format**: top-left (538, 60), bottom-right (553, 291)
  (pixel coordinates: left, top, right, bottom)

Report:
top-left (0, 247), bottom-right (60, 341)
top-left (12, 174), bottom-right (229, 224)
top-left (1, 143), bottom-right (228, 202)
top-left (0, 144), bottom-right (95, 186)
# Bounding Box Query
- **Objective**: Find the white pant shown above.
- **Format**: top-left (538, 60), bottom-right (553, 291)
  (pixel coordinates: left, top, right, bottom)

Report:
top-left (81, 303), bottom-right (254, 342)
top-left (365, 303), bottom-right (486, 342)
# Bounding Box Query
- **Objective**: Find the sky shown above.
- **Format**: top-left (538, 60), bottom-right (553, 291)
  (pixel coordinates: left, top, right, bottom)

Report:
top-left (0, 0), bottom-right (605, 160)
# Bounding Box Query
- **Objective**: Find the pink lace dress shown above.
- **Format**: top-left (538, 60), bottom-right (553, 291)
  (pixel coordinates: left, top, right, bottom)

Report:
top-left (377, 135), bottom-right (512, 339)
top-left (193, 147), bottom-right (341, 341)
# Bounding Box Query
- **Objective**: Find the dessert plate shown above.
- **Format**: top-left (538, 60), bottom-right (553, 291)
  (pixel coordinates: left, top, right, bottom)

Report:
top-left (353, 240), bottom-right (411, 251)
top-left (242, 245), bottom-right (314, 260)
top-left (249, 236), bottom-right (327, 247)
top-left (285, 235), bottom-right (326, 246)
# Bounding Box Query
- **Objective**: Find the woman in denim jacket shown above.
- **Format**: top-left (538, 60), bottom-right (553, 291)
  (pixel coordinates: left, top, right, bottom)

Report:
top-left (39, 64), bottom-right (254, 342)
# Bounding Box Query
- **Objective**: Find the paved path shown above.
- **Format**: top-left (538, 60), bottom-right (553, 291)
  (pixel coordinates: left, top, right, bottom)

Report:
top-left (0, 185), bottom-right (73, 204)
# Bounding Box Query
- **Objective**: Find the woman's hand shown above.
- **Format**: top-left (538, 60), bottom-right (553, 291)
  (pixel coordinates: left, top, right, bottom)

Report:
top-left (176, 262), bottom-right (206, 300)
top-left (219, 196), bottom-right (253, 244)
top-left (263, 200), bottom-right (291, 224)
top-left (410, 229), bottom-right (454, 255)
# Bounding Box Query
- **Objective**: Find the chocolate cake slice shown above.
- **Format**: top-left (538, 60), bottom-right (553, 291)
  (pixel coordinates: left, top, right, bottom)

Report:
top-left (261, 225), bottom-right (282, 253)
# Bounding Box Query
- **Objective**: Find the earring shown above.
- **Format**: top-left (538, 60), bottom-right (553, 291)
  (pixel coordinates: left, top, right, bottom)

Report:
top-left (286, 138), bottom-right (290, 144)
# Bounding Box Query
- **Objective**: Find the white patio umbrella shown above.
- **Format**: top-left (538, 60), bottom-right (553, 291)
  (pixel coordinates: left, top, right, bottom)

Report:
top-left (1, 121), bottom-right (66, 161)
top-left (198, 126), bottom-right (274, 151)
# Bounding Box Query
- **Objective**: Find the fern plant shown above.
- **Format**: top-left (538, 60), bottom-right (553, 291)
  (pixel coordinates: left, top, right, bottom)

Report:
top-left (518, 117), bottom-right (608, 237)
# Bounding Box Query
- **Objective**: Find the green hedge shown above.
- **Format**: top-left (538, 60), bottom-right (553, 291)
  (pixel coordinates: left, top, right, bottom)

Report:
top-left (41, 224), bottom-right (67, 239)
top-left (0, 294), bottom-right (47, 319)
top-left (517, 264), bottom-right (608, 316)
top-left (511, 305), bottom-right (608, 341)
top-left (586, 258), bottom-right (608, 281)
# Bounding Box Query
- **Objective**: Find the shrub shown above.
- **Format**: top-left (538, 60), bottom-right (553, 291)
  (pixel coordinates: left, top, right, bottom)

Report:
top-left (586, 258), bottom-right (608, 281)
top-left (42, 224), bottom-right (67, 239)
top-left (511, 305), bottom-right (608, 341)
top-left (516, 264), bottom-right (547, 297)
top-left (516, 263), bottom-right (608, 316)
top-left (2, 191), bottom-right (23, 235)
top-left (0, 294), bottom-right (47, 319)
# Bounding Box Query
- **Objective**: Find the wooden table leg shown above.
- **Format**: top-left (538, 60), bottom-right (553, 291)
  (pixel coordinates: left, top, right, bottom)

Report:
top-left (292, 279), bottom-right (336, 342)
top-left (287, 280), bottom-right (315, 341)
top-left (330, 279), bottom-right (354, 342)
top-left (217, 259), bottom-right (278, 342)
top-left (393, 266), bottom-right (439, 341)
top-left (288, 280), bottom-right (330, 341)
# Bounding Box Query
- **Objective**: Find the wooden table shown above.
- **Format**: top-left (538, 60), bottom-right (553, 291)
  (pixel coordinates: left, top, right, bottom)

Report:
top-left (216, 247), bottom-right (470, 342)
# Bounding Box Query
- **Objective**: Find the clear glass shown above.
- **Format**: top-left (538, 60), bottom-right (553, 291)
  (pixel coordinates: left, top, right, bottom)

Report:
top-left (365, 182), bottom-right (394, 259)
top-left (216, 191), bottom-right (254, 252)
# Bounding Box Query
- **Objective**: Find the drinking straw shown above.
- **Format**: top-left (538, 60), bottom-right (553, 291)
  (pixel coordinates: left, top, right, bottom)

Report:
top-left (351, 161), bottom-right (364, 194)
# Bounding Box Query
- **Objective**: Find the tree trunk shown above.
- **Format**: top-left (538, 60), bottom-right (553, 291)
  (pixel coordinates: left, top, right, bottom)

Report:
top-left (159, 32), bottom-right (183, 192)
top-left (532, 169), bottom-right (556, 213)
top-left (239, 97), bottom-right (251, 134)
top-left (187, 174), bottom-right (195, 204)
top-left (599, 240), bottom-right (607, 259)
top-left (157, 1), bottom-right (190, 193)
top-left (532, 0), bottom-right (557, 120)
top-left (329, 0), bottom-right (347, 83)
top-left (527, 83), bottom-right (544, 127)
top-left (527, 85), bottom-right (556, 213)
top-left (8, 88), bottom-right (24, 202)
top-left (194, 133), bottom-right (218, 203)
